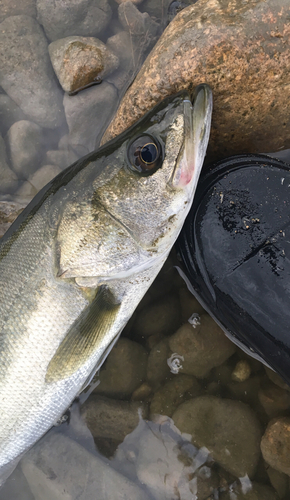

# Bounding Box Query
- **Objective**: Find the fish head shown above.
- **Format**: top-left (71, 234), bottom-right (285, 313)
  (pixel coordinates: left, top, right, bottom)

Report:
top-left (56, 85), bottom-right (212, 281)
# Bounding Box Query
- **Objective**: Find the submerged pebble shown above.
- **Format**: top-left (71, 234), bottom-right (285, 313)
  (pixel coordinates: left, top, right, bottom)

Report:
top-left (48, 36), bottom-right (119, 93)
top-left (261, 417), bottom-right (290, 476)
top-left (172, 395), bottom-right (262, 478)
top-left (6, 120), bottom-right (43, 179)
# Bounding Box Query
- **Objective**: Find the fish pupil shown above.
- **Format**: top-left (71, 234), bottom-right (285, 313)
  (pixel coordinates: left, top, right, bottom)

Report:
top-left (140, 143), bottom-right (158, 164)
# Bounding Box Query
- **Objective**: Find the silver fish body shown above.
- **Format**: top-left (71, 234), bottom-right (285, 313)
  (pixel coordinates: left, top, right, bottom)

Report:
top-left (0, 85), bottom-right (212, 484)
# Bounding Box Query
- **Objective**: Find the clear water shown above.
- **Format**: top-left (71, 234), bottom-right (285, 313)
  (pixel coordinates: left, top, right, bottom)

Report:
top-left (0, 0), bottom-right (290, 498)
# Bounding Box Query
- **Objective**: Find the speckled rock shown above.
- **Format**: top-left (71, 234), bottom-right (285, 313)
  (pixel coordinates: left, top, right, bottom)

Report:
top-left (36, 0), bottom-right (112, 42)
top-left (169, 314), bottom-right (236, 379)
top-left (220, 482), bottom-right (279, 500)
top-left (146, 338), bottom-right (171, 386)
top-left (48, 36), bottom-right (119, 93)
top-left (94, 338), bottom-right (148, 398)
top-left (261, 417), bottom-right (290, 475)
top-left (134, 292), bottom-right (181, 337)
top-left (63, 81), bottom-right (117, 153)
top-left (258, 381), bottom-right (290, 418)
top-left (0, 94), bottom-right (26, 135)
top-left (21, 432), bottom-right (151, 500)
top-left (6, 120), bottom-right (43, 179)
top-left (81, 395), bottom-right (148, 442)
top-left (172, 396), bottom-right (262, 478)
top-left (0, 16), bottom-right (65, 129)
top-left (0, 134), bottom-right (18, 193)
top-left (102, 0), bottom-right (290, 161)
top-left (136, 419), bottom-right (219, 500)
top-left (150, 374), bottom-right (200, 417)
top-left (28, 164), bottom-right (62, 192)
top-left (0, 0), bottom-right (36, 23)
top-left (45, 149), bottom-right (79, 170)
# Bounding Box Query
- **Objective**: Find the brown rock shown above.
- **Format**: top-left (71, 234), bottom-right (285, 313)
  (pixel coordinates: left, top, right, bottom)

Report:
top-left (261, 417), bottom-right (290, 475)
top-left (102, 0), bottom-right (290, 161)
top-left (48, 36), bottom-right (119, 93)
top-left (258, 381), bottom-right (290, 418)
top-left (168, 314), bottom-right (236, 379)
top-left (172, 395), bottom-right (262, 478)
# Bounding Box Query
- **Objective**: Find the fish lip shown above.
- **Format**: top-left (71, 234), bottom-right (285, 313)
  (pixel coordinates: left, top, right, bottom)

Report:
top-left (171, 84), bottom-right (213, 190)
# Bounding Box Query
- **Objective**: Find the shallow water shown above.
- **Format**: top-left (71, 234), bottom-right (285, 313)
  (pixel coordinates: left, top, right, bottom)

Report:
top-left (1, 0), bottom-right (290, 499)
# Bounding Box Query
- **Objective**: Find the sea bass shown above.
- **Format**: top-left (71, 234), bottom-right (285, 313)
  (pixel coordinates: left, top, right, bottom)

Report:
top-left (0, 85), bottom-right (212, 484)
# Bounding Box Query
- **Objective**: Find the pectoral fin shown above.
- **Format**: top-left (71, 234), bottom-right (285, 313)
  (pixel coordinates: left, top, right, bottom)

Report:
top-left (46, 286), bottom-right (120, 383)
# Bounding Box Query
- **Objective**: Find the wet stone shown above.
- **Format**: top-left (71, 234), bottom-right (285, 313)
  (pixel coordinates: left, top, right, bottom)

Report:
top-left (0, 134), bottom-right (18, 193)
top-left (258, 381), bottom-right (290, 419)
top-left (231, 359), bottom-right (251, 382)
top-left (21, 432), bottom-right (151, 500)
top-left (118, 1), bottom-right (159, 38)
top-left (48, 36), bottom-right (119, 93)
top-left (134, 292), bottom-right (181, 338)
top-left (81, 395), bottom-right (148, 442)
top-left (36, 0), bottom-right (112, 42)
top-left (131, 382), bottom-right (152, 401)
top-left (28, 164), bottom-right (62, 192)
top-left (45, 149), bottom-right (79, 170)
top-left (102, 0), bottom-right (290, 160)
top-left (266, 466), bottom-right (289, 499)
top-left (219, 481), bottom-right (279, 500)
top-left (6, 120), bottom-right (43, 179)
top-left (63, 81), bottom-right (117, 153)
top-left (0, 465), bottom-right (34, 500)
top-left (0, 0), bottom-right (36, 24)
top-left (172, 396), bottom-right (262, 478)
top-left (135, 418), bottom-right (219, 500)
top-left (169, 315), bottom-right (236, 379)
top-left (94, 338), bottom-right (148, 399)
top-left (0, 15), bottom-right (65, 129)
top-left (261, 417), bottom-right (290, 476)
top-left (0, 94), bottom-right (26, 136)
top-left (150, 373), bottom-right (200, 417)
top-left (15, 180), bottom-right (37, 200)
top-left (146, 338), bottom-right (171, 386)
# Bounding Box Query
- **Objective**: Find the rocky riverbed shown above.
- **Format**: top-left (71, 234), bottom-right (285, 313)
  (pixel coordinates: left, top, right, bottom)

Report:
top-left (0, 0), bottom-right (290, 499)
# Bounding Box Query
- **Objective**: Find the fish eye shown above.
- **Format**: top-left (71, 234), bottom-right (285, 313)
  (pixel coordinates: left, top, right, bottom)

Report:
top-left (127, 134), bottom-right (162, 174)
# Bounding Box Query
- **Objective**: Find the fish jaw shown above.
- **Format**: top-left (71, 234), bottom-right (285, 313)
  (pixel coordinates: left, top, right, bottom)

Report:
top-left (170, 84), bottom-right (213, 195)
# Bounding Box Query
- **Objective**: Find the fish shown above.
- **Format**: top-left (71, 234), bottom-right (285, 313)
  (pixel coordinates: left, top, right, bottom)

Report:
top-left (0, 84), bottom-right (212, 485)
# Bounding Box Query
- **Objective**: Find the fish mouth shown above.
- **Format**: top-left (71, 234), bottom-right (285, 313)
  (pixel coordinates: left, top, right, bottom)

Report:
top-left (171, 84), bottom-right (213, 190)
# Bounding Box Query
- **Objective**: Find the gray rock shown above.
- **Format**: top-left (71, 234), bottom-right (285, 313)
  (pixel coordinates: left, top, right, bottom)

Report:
top-left (0, 0), bottom-right (36, 23)
top-left (0, 93), bottom-right (26, 135)
top-left (150, 374), bottom-right (200, 417)
top-left (21, 432), bottom-right (151, 500)
top-left (0, 134), bottom-right (18, 193)
top-left (0, 465), bottom-right (34, 500)
top-left (48, 36), bottom-right (119, 93)
top-left (134, 292), bottom-right (181, 338)
top-left (6, 120), bottom-right (43, 178)
top-left (94, 338), bottom-right (148, 398)
top-left (45, 149), bottom-right (79, 170)
top-left (172, 396), bottom-right (262, 478)
top-left (63, 81), bottom-right (117, 153)
top-left (15, 181), bottom-right (37, 200)
top-left (118, 1), bottom-right (158, 38)
top-left (29, 164), bottom-right (62, 192)
top-left (146, 338), bottom-right (171, 386)
top-left (169, 315), bottom-right (236, 379)
top-left (136, 418), bottom-right (219, 500)
top-left (106, 30), bottom-right (137, 91)
top-left (36, 0), bottom-right (112, 42)
top-left (81, 395), bottom-right (148, 442)
top-left (0, 16), bottom-right (65, 129)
